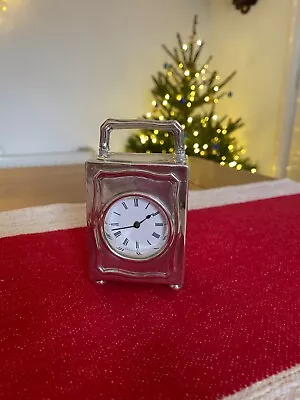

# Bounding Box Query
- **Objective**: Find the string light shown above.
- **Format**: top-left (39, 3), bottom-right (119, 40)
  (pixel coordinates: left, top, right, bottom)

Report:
top-left (187, 102), bottom-right (192, 108)
top-left (164, 133), bottom-right (169, 137)
top-left (201, 69), bottom-right (206, 74)
top-left (220, 161), bottom-right (225, 166)
top-left (216, 75), bottom-right (220, 80)
top-left (213, 86), bottom-right (219, 92)
top-left (197, 39), bottom-right (202, 46)
top-left (195, 72), bottom-right (200, 78)
top-left (193, 143), bottom-right (199, 148)
top-left (179, 63), bottom-right (183, 69)
top-left (222, 129), bottom-right (227, 135)
top-left (217, 129), bottom-right (221, 133)
top-left (165, 94), bottom-right (170, 100)
top-left (152, 138), bottom-right (157, 144)
top-left (203, 144), bottom-right (208, 150)
top-left (234, 155), bottom-right (239, 160)
top-left (236, 164), bottom-right (242, 170)
top-left (187, 117), bottom-right (193, 123)
top-left (251, 168), bottom-right (257, 174)
top-left (146, 112), bottom-right (151, 118)
top-left (170, 111), bottom-right (175, 116)
top-left (181, 124), bottom-right (186, 129)
top-left (241, 148), bottom-right (246, 154)
top-left (167, 71), bottom-right (172, 76)
top-left (190, 85), bottom-right (196, 90)
top-left (169, 148), bottom-right (174, 153)
top-left (199, 84), bottom-right (204, 90)
top-left (229, 161), bottom-right (237, 168)
top-left (154, 130), bottom-right (159, 134)
top-left (162, 100), bottom-right (168, 106)
top-left (212, 115), bottom-right (218, 121)
top-left (176, 94), bottom-right (182, 101)
top-left (204, 64), bottom-right (208, 69)
top-left (146, 150), bottom-right (151, 154)
top-left (200, 151), bottom-right (205, 156)
top-left (159, 115), bottom-right (164, 120)
top-left (182, 44), bottom-right (188, 50)
top-left (194, 148), bottom-right (200, 154)
top-left (204, 96), bottom-right (210, 102)
top-left (152, 100), bottom-right (157, 106)
top-left (189, 96), bottom-right (195, 102)
top-left (228, 144), bottom-right (234, 151)
top-left (160, 140), bottom-right (164, 145)
top-left (222, 156), bottom-right (226, 161)
top-left (214, 99), bottom-right (219, 104)
top-left (193, 131), bottom-right (199, 136)
top-left (184, 70), bottom-right (190, 77)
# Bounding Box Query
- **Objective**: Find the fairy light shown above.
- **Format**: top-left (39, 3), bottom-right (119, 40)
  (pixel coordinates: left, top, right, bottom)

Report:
top-left (194, 148), bottom-right (200, 154)
top-left (164, 133), bottom-right (169, 137)
top-left (236, 164), bottom-right (242, 170)
top-left (214, 99), bottom-right (219, 104)
top-left (200, 151), bottom-right (205, 156)
top-left (162, 100), bottom-right (168, 106)
top-left (234, 155), bottom-right (239, 160)
top-left (251, 168), bottom-right (257, 174)
top-left (222, 156), bottom-right (226, 161)
top-left (160, 140), bottom-right (164, 145)
top-left (184, 145), bottom-right (187, 150)
top-left (159, 115), bottom-right (164, 121)
top-left (201, 69), bottom-right (206, 74)
top-left (217, 129), bottom-right (221, 133)
top-left (199, 84), bottom-right (204, 90)
top-left (146, 150), bottom-right (151, 154)
top-left (204, 64), bottom-right (208, 69)
top-left (213, 86), bottom-right (219, 92)
top-left (187, 117), bottom-right (193, 123)
top-left (164, 94), bottom-right (170, 100)
top-left (202, 123), bottom-right (207, 128)
top-left (182, 44), bottom-right (188, 51)
top-left (152, 137), bottom-right (157, 144)
top-left (220, 161), bottom-right (225, 166)
top-left (241, 148), bottom-right (246, 154)
top-left (152, 100), bottom-right (157, 106)
top-left (187, 102), bottom-right (192, 108)
top-left (204, 96), bottom-right (210, 102)
top-left (216, 75), bottom-right (220, 80)
top-left (193, 131), bottom-right (199, 137)
top-left (169, 148), bottom-right (174, 153)
top-left (229, 161), bottom-right (237, 168)
top-left (168, 71), bottom-right (172, 76)
top-left (197, 39), bottom-right (202, 46)
top-left (190, 96), bottom-right (195, 102)
top-left (170, 111), bottom-right (175, 116)
top-left (181, 124), bottom-right (186, 129)
top-left (154, 130), bottom-right (159, 135)
top-left (146, 112), bottom-right (151, 118)
top-left (193, 143), bottom-right (199, 148)
top-left (176, 94), bottom-right (182, 101)
top-left (184, 70), bottom-right (190, 77)
top-left (190, 85), bottom-right (196, 90)
top-left (203, 144), bottom-right (208, 150)
top-left (222, 129), bottom-right (227, 135)
top-left (195, 72), bottom-right (200, 78)
top-left (228, 144), bottom-right (234, 151)
top-left (179, 63), bottom-right (183, 69)
top-left (212, 115), bottom-right (218, 121)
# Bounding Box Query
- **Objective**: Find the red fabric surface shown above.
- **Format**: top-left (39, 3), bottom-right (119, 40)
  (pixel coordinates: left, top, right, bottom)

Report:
top-left (1, 195), bottom-right (300, 400)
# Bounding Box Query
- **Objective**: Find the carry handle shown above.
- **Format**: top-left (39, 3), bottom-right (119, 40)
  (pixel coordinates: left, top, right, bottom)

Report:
top-left (98, 119), bottom-right (185, 163)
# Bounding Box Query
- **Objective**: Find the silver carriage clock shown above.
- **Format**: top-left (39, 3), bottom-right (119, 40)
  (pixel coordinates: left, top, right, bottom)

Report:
top-left (85, 119), bottom-right (188, 290)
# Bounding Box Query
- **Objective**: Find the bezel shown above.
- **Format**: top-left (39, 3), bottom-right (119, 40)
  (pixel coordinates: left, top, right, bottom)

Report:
top-left (98, 191), bottom-right (174, 262)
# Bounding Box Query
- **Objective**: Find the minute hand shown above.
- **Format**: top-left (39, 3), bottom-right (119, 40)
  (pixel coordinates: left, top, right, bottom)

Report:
top-left (111, 225), bottom-right (134, 231)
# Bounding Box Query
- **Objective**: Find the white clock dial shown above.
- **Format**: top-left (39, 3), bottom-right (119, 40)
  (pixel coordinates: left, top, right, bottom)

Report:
top-left (102, 194), bottom-right (171, 260)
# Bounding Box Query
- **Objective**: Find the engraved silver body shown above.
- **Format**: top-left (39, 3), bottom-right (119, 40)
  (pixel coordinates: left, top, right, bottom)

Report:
top-left (85, 119), bottom-right (188, 288)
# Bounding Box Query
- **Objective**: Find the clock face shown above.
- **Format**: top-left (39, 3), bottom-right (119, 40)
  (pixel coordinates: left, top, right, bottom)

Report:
top-left (102, 194), bottom-right (171, 260)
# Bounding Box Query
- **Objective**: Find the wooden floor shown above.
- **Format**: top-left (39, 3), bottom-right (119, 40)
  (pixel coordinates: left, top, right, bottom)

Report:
top-left (0, 164), bottom-right (201, 211)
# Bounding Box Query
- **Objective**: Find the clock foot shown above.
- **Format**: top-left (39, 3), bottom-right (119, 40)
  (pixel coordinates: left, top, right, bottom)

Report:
top-left (170, 284), bottom-right (182, 291)
top-left (96, 280), bottom-right (106, 285)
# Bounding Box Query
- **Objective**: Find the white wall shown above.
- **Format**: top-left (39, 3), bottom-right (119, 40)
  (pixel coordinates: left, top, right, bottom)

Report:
top-left (0, 0), bottom-right (210, 157)
top-left (209, 0), bottom-right (293, 177)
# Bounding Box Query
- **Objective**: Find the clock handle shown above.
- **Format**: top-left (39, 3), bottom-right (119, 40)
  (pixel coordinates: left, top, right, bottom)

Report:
top-left (98, 119), bottom-right (185, 163)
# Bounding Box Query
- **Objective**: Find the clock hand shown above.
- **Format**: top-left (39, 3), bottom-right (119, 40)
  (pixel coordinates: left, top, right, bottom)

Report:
top-left (137, 214), bottom-right (152, 225)
top-left (111, 224), bottom-right (134, 231)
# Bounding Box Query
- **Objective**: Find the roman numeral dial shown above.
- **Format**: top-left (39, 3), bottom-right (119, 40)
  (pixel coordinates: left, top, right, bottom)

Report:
top-left (103, 194), bottom-right (171, 260)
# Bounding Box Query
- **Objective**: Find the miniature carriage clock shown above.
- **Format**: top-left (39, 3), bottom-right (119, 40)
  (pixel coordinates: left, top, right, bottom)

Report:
top-left (85, 119), bottom-right (188, 290)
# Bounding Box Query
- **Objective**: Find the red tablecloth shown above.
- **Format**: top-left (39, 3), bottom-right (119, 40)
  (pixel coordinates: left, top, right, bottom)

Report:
top-left (1, 194), bottom-right (300, 400)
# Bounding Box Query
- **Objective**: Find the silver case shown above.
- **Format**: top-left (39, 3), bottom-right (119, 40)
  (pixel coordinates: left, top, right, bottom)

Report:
top-left (85, 119), bottom-right (189, 288)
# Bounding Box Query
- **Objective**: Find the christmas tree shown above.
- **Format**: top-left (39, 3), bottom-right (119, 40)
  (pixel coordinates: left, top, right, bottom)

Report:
top-left (126, 15), bottom-right (257, 173)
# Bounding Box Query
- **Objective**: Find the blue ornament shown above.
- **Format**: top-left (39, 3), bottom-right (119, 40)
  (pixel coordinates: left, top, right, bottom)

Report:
top-left (213, 144), bottom-right (219, 150)
top-left (228, 91), bottom-right (233, 97)
top-left (163, 63), bottom-right (169, 69)
top-left (179, 98), bottom-right (185, 104)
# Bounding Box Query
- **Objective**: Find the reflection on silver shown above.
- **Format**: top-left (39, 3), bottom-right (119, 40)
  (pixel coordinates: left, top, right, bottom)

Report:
top-left (98, 266), bottom-right (168, 279)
